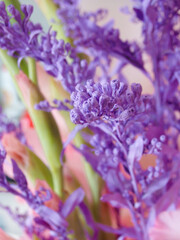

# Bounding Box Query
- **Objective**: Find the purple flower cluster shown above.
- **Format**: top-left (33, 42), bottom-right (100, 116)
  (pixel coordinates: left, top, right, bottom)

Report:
top-left (0, 149), bottom-right (85, 240)
top-left (133, 0), bottom-right (180, 116)
top-left (0, 0), bottom-right (179, 239)
top-left (0, 3), bottom-right (42, 61)
top-left (34, 1), bottom-right (179, 238)
top-left (0, 2), bottom-right (98, 92)
top-left (70, 79), bottom-right (154, 125)
top-left (35, 99), bottom-right (70, 112)
top-left (59, 0), bottom-right (179, 238)
top-left (54, 0), bottom-right (144, 71)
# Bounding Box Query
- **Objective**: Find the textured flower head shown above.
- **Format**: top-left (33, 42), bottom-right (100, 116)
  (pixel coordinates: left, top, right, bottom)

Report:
top-left (0, 0), bottom-right (179, 239)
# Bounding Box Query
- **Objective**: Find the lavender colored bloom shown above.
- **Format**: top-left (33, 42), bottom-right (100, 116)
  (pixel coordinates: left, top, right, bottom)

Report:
top-left (0, 3), bottom-right (42, 60)
top-left (0, 0), bottom-right (179, 239)
top-left (0, 2), bottom-right (97, 92)
top-left (35, 99), bottom-right (70, 112)
top-left (63, 1), bottom-right (179, 237)
top-left (0, 153), bottom-right (85, 239)
top-left (132, 0), bottom-right (180, 117)
top-left (76, 125), bottom-right (180, 239)
top-left (54, 0), bottom-right (145, 71)
top-left (34, 100), bottom-right (52, 112)
top-left (70, 79), bottom-right (153, 125)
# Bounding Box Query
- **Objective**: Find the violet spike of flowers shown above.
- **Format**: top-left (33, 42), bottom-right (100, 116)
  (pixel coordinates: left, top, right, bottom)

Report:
top-left (0, 148), bottom-right (7, 185)
top-left (12, 159), bottom-right (28, 194)
top-left (0, 2), bottom-right (97, 93)
top-left (54, 0), bottom-right (145, 72)
top-left (35, 99), bottom-right (70, 112)
top-left (0, 0), bottom-right (179, 239)
top-left (0, 156), bottom-right (87, 239)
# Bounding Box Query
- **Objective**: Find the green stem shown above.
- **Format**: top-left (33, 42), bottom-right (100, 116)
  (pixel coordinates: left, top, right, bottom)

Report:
top-left (27, 82), bottom-right (64, 198)
top-left (52, 167), bottom-right (64, 198)
top-left (35, 0), bottom-right (70, 41)
top-left (0, 49), bottom-right (19, 76)
top-left (0, 0), bottom-right (64, 197)
top-left (3, 0), bottom-right (22, 12)
top-left (50, 80), bottom-right (101, 205)
top-left (0, 51), bottom-right (63, 198)
top-left (1, 0), bottom-right (99, 203)
top-left (27, 57), bottom-right (37, 84)
top-left (72, 128), bottom-right (101, 206)
top-left (26, 147), bottom-right (53, 188)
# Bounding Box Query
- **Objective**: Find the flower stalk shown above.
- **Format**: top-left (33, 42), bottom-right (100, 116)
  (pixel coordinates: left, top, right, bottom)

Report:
top-left (49, 72), bottom-right (101, 206)
top-left (27, 57), bottom-right (38, 85)
top-left (0, 50), bottom-right (27, 102)
top-left (34, 0), bottom-right (69, 41)
top-left (16, 72), bottom-right (64, 198)
top-left (0, 0), bottom-right (65, 198)
top-left (34, 0), bottom-right (100, 205)
top-left (0, 0), bottom-right (179, 239)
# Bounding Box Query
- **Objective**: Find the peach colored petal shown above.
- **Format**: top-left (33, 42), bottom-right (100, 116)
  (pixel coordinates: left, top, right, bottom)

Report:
top-left (17, 69), bottom-right (91, 201)
top-left (149, 210), bottom-right (180, 240)
top-left (1, 132), bottom-right (37, 191)
top-left (16, 71), bottom-right (47, 164)
top-left (36, 63), bottom-right (69, 102)
top-left (1, 132), bottom-right (28, 180)
top-left (119, 208), bottom-right (134, 228)
top-left (36, 63), bottom-right (53, 100)
top-left (124, 238), bottom-right (136, 240)
top-left (65, 145), bottom-right (92, 201)
top-left (2, 133), bottom-right (28, 168)
top-left (119, 163), bottom-right (131, 180)
top-left (0, 229), bottom-right (15, 240)
top-left (16, 71), bottom-right (33, 106)
top-left (139, 154), bottom-right (157, 170)
top-left (20, 114), bottom-right (47, 164)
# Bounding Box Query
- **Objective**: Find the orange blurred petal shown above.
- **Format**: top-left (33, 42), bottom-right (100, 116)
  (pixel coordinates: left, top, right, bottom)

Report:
top-left (0, 229), bottom-right (15, 240)
top-left (2, 133), bottom-right (28, 168)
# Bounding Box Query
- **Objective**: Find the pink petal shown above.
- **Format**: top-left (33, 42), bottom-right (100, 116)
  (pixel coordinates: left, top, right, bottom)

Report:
top-left (20, 115), bottom-right (47, 164)
top-left (149, 210), bottom-right (180, 240)
top-left (0, 229), bottom-right (15, 240)
top-left (2, 133), bottom-right (28, 168)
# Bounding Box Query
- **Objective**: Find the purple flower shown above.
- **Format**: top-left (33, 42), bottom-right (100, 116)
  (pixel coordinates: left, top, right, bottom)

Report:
top-left (0, 154), bottom-right (85, 239)
top-left (35, 99), bottom-right (70, 112)
top-left (0, 3), bottom-right (97, 92)
top-left (70, 79), bottom-right (154, 125)
top-left (0, 0), bottom-right (179, 239)
top-left (54, 0), bottom-right (145, 71)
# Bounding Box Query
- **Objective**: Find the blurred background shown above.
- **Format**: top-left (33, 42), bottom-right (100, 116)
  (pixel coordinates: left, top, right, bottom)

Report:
top-left (0, 0), bottom-right (152, 238)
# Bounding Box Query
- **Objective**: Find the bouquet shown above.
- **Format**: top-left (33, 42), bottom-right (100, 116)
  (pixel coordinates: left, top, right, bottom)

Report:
top-left (0, 0), bottom-right (179, 239)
